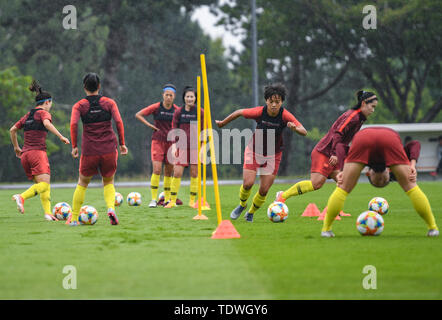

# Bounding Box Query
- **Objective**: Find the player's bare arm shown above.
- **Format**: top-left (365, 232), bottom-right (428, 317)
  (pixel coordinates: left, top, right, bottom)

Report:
top-left (215, 109), bottom-right (244, 128)
top-left (135, 111), bottom-right (160, 131)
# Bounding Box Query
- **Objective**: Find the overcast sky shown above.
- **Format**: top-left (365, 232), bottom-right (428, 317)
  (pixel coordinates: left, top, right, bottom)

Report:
top-left (191, 5), bottom-right (245, 54)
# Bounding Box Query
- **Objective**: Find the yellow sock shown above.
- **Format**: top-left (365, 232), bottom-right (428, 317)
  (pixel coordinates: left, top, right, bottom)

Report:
top-left (103, 184), bottom-right (116, 210)
top-left (170, 177), bottom-right (181, 204)
top-left (239, 185), bottom-right (252, 208)
top-left (406, 186), bottom-right (438, 230)
top-left (190, 177), bottom-right (198, 202)
top-left (21, 182), bottom-right (49, 200)
top-left (322, 187), bottom-right (348, 232)
top-left (282, 180), bottom-right (314, 200)
top-left (71, 185), bottom-right (87, 222)
top-left (164, 176), bottom-right (172, 201)
top-left (150, 174), bottom-right (160, 201)
top-left (248, 192), bottom-right (266, 214)
top-left (39, 188), bottom-right (51, 214)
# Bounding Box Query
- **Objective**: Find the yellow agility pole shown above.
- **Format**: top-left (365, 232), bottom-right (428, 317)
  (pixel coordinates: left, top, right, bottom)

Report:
top-left (200, 54), bottom-right (223, 226)
top-left (193, 76), bottom-right (207, 220)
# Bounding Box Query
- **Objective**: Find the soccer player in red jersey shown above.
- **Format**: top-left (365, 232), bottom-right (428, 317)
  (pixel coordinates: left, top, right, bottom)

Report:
top-left (69, 73), bottom-right (128, 226)
top-left (10, 81), bottom-right (70, 221)
top-left (321, 127), bottom-right (439, 237)
top-left (165, 86), bottom-right (204, 208)
top-left (275, 90), bottom-right (377, 203)
top-left (135, 84), bottom-right (179, 207)
top-left (216, 83), bottom-right (307, 222)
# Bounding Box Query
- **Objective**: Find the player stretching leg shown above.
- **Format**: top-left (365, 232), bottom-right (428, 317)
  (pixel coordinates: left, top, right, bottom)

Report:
top-left (69, 73), bottom-right (128, 226)
top-left (10, 81), bottom-right (70, 221)
top-left (275, 90), bottom-right (377, 204)
top-left (135, 84), bottom-right (178, 207)
top-left (321, 127), bottom-right (438, 238)
top-left (216, 83), bottom-right (307, 222)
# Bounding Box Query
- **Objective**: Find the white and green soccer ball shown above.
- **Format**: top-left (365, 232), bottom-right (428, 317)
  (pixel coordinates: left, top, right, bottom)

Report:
top-left (127, 192), bottom-right (142, 206)
top-left (356, 211), bottom-right (384, 236)
top-left (115, 192), bottom-right (124, 207)
top-left (267, 201), bottom-right (289, 223)
top-left (368, 197), bottom-right (389, 215)
top-left (52, 202), bottom-right (72, 220)
top-left (78, 205), bottom-right (98, 225)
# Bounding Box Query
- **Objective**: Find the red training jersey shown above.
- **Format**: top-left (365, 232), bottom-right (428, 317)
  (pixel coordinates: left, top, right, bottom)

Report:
top-left (314, 108), bottom-right (366, 158)
top-left (138, 102), bottom-right (178, 142)
top-left (14, 107), bottom-right (52, 153)
top-left (70, 96), bottom-right (125, 156)
top-left (172, 105), bottom-right (204, 150)
top-left (242, 106), bottom-right (301, 155)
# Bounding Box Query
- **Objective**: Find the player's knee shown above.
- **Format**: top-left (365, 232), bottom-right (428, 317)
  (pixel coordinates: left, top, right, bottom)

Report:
top-left (312, 180), bottom-right (324, 190)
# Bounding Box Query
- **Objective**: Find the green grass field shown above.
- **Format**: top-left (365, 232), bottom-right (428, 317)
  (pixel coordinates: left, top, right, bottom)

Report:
top-left (1, 181), bottom-right (441, 300)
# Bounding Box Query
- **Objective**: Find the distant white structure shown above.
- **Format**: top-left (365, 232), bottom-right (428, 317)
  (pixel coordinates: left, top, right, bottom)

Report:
top-left (362, 123), bottom-right (442, 172)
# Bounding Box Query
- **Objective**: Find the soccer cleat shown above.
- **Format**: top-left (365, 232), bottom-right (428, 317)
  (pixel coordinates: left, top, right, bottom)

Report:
top-left (427, 229), bottom-right (439, 237)
top-left (107, 208), bottom-right (119, 225)
top-left (176, 198), bottom-right (183, 206)
top-left (44, 214), bottom-right (59, 221)
top-left (275, 191), bottom-right (285, 203)
top-left (69, 220), bottom-right (80, 227)
top-left (149, 200), bottom-right (158, 208)
top-left (12, 194), bottom-right (25, 214)
top-left (321, 231), bottom-right (335, 238)
top-left (230, 205), bottom-right (246, 220)
top-left (244, 212), bottom-right (254, 222)
top-left (164, 201), bottom-right (176, 208)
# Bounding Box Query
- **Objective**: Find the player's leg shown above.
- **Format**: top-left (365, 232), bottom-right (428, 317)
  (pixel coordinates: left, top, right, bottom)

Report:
top-left (322, 162), bottom-right (364, 236)
top-left (189, 164), bottom-right (198, 207)
top-left (390, 164), bottom-right (438, 235)
top-left (33, 173), bottom-right (58, 221)
top-left (245, 173), bottom-right (276, 222)
top-left (103, 175), bottom-right (119, 225)
top-left (13, 151), bottom-right (51, 214)
top-left (149, 160), bottom-right (163, 207)
top-left (163, 163), bottom-right (174, 204)
top-left (166, 165), bottom-right (184, 208)
top-left (69, 173), bottom-right (92, 225)
top-left (231, 169), bottom-right (256, 220)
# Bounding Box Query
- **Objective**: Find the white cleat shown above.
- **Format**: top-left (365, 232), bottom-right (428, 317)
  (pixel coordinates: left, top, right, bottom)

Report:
top-left (321, 231), bottom-right (335, 238)
top-left (148, 200), bottom-right (158, 208)
top-left (44, 214), bottom-right (59, 221)
top-left (427, 229), bottom-right (439, 237)
top-left (12, 194), bottom-right (25, 214)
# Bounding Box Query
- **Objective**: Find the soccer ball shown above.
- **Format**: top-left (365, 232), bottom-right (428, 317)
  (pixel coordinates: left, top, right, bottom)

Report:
top-left (115, 192), bottom-right (124, 207)
top-left (267, 201), bottom-right (289, 222)
top-left (52, 202), bottom-right (72, 220)
top-left (368, 197), bottom-right (389, 215)
top-left (127, 192), bottom-right (142, 206)
top-left (78, 205), bottom-right (98, 225)
top-left (356, 211), bottom-right (384, 236)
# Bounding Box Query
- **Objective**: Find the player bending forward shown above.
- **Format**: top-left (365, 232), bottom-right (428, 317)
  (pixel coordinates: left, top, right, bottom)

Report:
top-left (321, 127), bottom-right (438, 238)
top-left (216, 83), bottom-right (307, 222)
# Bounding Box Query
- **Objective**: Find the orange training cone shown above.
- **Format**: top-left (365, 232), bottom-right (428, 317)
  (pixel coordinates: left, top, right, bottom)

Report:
top-left (302, 203), bottom-right (321, 217)
top-left (192, 198), bottom-right (211, 210)
top-left (211, 220), bottom-right (241, 239)
top-left (317, 207), bottom-right (341, 220)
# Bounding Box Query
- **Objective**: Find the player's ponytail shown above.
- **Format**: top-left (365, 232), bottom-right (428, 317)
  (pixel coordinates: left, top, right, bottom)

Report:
top-left (182, 86), bottom-right (197, 104)
top-left (29, 80), bottom-right (52, 105)
top-left (83, 73), bottom-right (101, 92)
top-left (352, 90), bottom-right (376, 109)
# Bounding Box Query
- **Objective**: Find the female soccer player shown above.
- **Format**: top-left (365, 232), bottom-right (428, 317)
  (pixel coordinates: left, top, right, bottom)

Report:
top-left (275, 90), bottom-right (377, 203)
top-left (135, 84), bottom-right (179, 207)
top-left (10, 81), bottom-right (70, 221)
top-left (321, 127), bottom-right (439, 238)
top-left (165, 86), bottom-right (204, 208)
top-left (216, 83), bottom-right (307, 222)
top-left (69, 73), bottom-right (128, 226)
